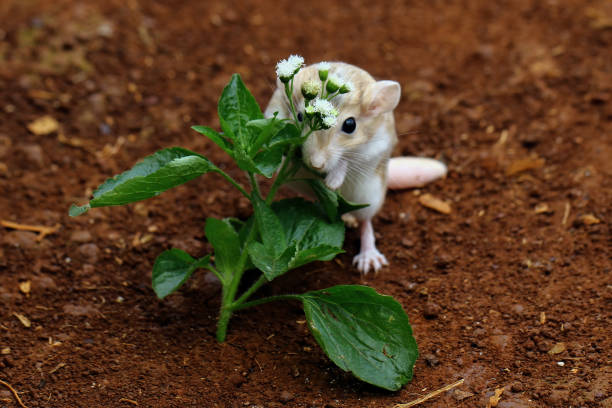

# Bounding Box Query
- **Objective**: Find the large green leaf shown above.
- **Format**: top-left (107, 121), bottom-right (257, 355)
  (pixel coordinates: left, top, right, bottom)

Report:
top-left (272, 198), bottom-right (345, 252)
top-left (205, 218), bottom-right (241, 280)
top-left (299, 285), bottom-right (418, 391)
top-left (247, 242), bottom-right (297, 280)
top-left (152, 249), bottom-right (210, 299)
top-left (246, 198), bottom-right (344, 280)
top-left (246, 116), bottom-right (286, 155)
top-left (218, 74), bottom-right (263, 149)
top-left (252, 195), bottom-right (286, 256)
top-left (69, 147), bottom-right (217, 216)
top-left (253, 146), bottom-right (284, 178)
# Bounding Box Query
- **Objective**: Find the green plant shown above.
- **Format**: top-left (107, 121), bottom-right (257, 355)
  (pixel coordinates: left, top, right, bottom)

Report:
top-left (69, 55), bottom-right (418, 391)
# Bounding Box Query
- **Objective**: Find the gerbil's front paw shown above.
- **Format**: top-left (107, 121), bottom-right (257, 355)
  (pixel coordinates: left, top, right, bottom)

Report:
top-left (353, 249), bottom-right (388, 275)
top-left (324, 171), bottom-right (344, 190)
top-left (341, 213), bottom-right (359, 228)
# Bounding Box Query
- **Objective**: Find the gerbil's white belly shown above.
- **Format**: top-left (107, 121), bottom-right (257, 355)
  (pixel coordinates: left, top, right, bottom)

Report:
top-left (339, 172), bottom-right (386, 221)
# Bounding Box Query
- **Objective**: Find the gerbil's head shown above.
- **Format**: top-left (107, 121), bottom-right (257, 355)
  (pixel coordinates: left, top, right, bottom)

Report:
top-left (284, 62), bottom-right (401, 174)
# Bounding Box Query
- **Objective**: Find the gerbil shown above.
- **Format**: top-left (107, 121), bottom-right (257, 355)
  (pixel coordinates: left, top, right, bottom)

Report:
top-left (265, 62), bottom-right (446, 274)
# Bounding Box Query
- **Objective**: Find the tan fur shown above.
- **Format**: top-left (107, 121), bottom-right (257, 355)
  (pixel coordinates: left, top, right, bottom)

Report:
top-left (264, 62), bottom-right (398, 212)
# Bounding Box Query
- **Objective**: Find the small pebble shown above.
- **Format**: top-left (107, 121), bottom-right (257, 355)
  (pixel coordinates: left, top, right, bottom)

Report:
top-left (31, 275), bottom-right (57, 290)
top-left (2, 231), bottom-right (38, 249)
top-left (70, 230), bottom-right (93, 243)
top-left (489, 334), bottom-right (511, 351)
top-left (423, 302), bottom-right (441, 319)
top-left (19, 144), bottom-right (44, 167)
top-left (279, 391), bottom-right (294, 403)
top-left (423, 353), bottom-right (439, 367)
top-left (510, 382), bottom-right (525, 392)
top-left (78, 243), bottom-right (99, 263)
top-left (228, 373), bottom-right (245, 387)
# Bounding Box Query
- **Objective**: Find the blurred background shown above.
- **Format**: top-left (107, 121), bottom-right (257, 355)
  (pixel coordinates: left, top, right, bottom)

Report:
top-left (0, 0), bottom-right (610, 407)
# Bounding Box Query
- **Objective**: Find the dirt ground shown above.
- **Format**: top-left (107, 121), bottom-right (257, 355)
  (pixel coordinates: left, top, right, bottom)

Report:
top-left (0, 0), bottom-right (610, 407)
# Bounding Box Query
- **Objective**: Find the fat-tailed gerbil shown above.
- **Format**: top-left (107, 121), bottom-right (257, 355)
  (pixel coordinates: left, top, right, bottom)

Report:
top-left (265, 62), bottom-right (447, 274)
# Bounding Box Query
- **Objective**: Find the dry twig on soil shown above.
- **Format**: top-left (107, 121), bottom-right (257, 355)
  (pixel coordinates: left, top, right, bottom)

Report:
top-left (393, 378), bottom-right (465, 407)
top-left (0, 379), bottom-right (29, 408)
top-left (1, 220), bottom-right (60, 241)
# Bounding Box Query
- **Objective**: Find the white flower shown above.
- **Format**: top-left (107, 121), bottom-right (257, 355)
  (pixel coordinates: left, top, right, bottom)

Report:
top-left (301, 80), bottom-right (321, 100)
top-left (275, 54), bottom-right (304, 82)
top-left (311, 98), bottom-right (337, 117)
top-left (318, 62), bottom-right (331, 71)
top-left (322, 114), bottom-right (337, 128)
top-left (305, 104), bottom-right (316, 116)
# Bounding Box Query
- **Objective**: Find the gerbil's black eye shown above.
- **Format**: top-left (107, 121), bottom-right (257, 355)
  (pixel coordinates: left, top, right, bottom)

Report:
top-left (342, 117), bottom-right (356, 134)
top-left (297, 112), bottom-right (303, 122)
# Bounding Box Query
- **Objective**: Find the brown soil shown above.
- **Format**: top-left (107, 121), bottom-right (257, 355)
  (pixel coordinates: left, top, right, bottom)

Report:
top-left (1, 0), bottom-right (610, 407)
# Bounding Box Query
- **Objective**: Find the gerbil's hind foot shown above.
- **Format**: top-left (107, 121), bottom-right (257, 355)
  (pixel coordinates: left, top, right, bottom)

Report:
top-left (341, 213), bottom-right (359, 228)
top-left (353, 249), bottom-right (388, 275)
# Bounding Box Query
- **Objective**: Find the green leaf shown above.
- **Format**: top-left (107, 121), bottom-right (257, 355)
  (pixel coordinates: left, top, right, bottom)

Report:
top-left (246, 115), bottom-right (286, 154)
top-left (253, 146), bottom-right (284, 178)
top-left (246, 198), bottom-right (345, 280)
top-left (302, 179), bottom-right (369, 220)
top-left (205, 218), bottom-right (241, 279)
top-left (69, 203), bottom-right (90, 217)
top-left (299, 285), bottom-right (418, 391)
top-left (218, 74), bottom-right (263, 149)
top-left (337, 193), bottom-right (369, 215)
top-left (272, 198), bottom-right (345, 252)
top-left (191, 125), bottom-right (233, 155)
top-left (268, 122), bottom-right (303, 148)
top-left (304, 179), bottom-right (339, 221)
top-left (247, 242), bottom-right (297, 280)
top-left (232, 149), bottom-right (260, 174)
top-left (152, 249), bottom-right (210, 299)
top-left (69, 147), bottom-right (218, 215)
top-left (291, 245), bottom-right (344, 269)
top-left (252, 195), bottom-right (286, 256)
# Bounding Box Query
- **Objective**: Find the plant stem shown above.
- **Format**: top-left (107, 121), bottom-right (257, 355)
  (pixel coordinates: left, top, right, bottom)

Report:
top-left (285, 80), bottom-right (299, 125)
top-left (232, 294), bottom-right (302, 311)
top-left (249, 173), bottom-right (260, 197)
top-left (265, 145), bottom-right (300, 205)
top-left (216, 286), bottom-right (233, 342)
top-left (231, 274), bottom-right (268, 307)
top-left (215, 169), bottom-right (250, 199)
top-left (216, 187), bottom-right (261, 342)
top-left (205, 265), bottom-right (226, 285)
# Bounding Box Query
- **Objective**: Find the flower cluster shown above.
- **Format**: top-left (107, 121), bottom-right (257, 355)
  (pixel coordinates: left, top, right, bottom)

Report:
top-left (275, 55), bottom-right (304, 83)
top-left (275, 55), bottom-right (351, 131)
top-left (307, 98), bottom-right (339, 129)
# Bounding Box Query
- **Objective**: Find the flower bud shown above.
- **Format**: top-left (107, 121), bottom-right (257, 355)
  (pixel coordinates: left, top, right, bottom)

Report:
top-left (321, 114), bottom-right (337, 129)
top-left (318, 62), bottom-right (330, 82)
top-left (325, 74), bottom-right (341, 93)
top-left (339, 81), bottom-right (352, 94)
top-left (301, 80), bottom-right (321, 100)
top-left (305, 104), bottom-right (316, 118)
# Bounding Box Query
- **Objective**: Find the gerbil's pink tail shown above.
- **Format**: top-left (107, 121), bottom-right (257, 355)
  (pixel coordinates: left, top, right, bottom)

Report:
top-left (387, 157), bottom-right (447, 190)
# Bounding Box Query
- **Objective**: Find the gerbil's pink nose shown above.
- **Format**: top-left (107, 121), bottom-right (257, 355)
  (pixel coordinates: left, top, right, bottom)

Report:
top-left (310, 156), bottom-right (325, 171)
top-left (311, 162), bottom-right (324, 171)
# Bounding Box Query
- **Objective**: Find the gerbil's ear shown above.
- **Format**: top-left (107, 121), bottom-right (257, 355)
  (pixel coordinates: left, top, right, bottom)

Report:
top-left (362, 80), bottom-right (401, 116)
